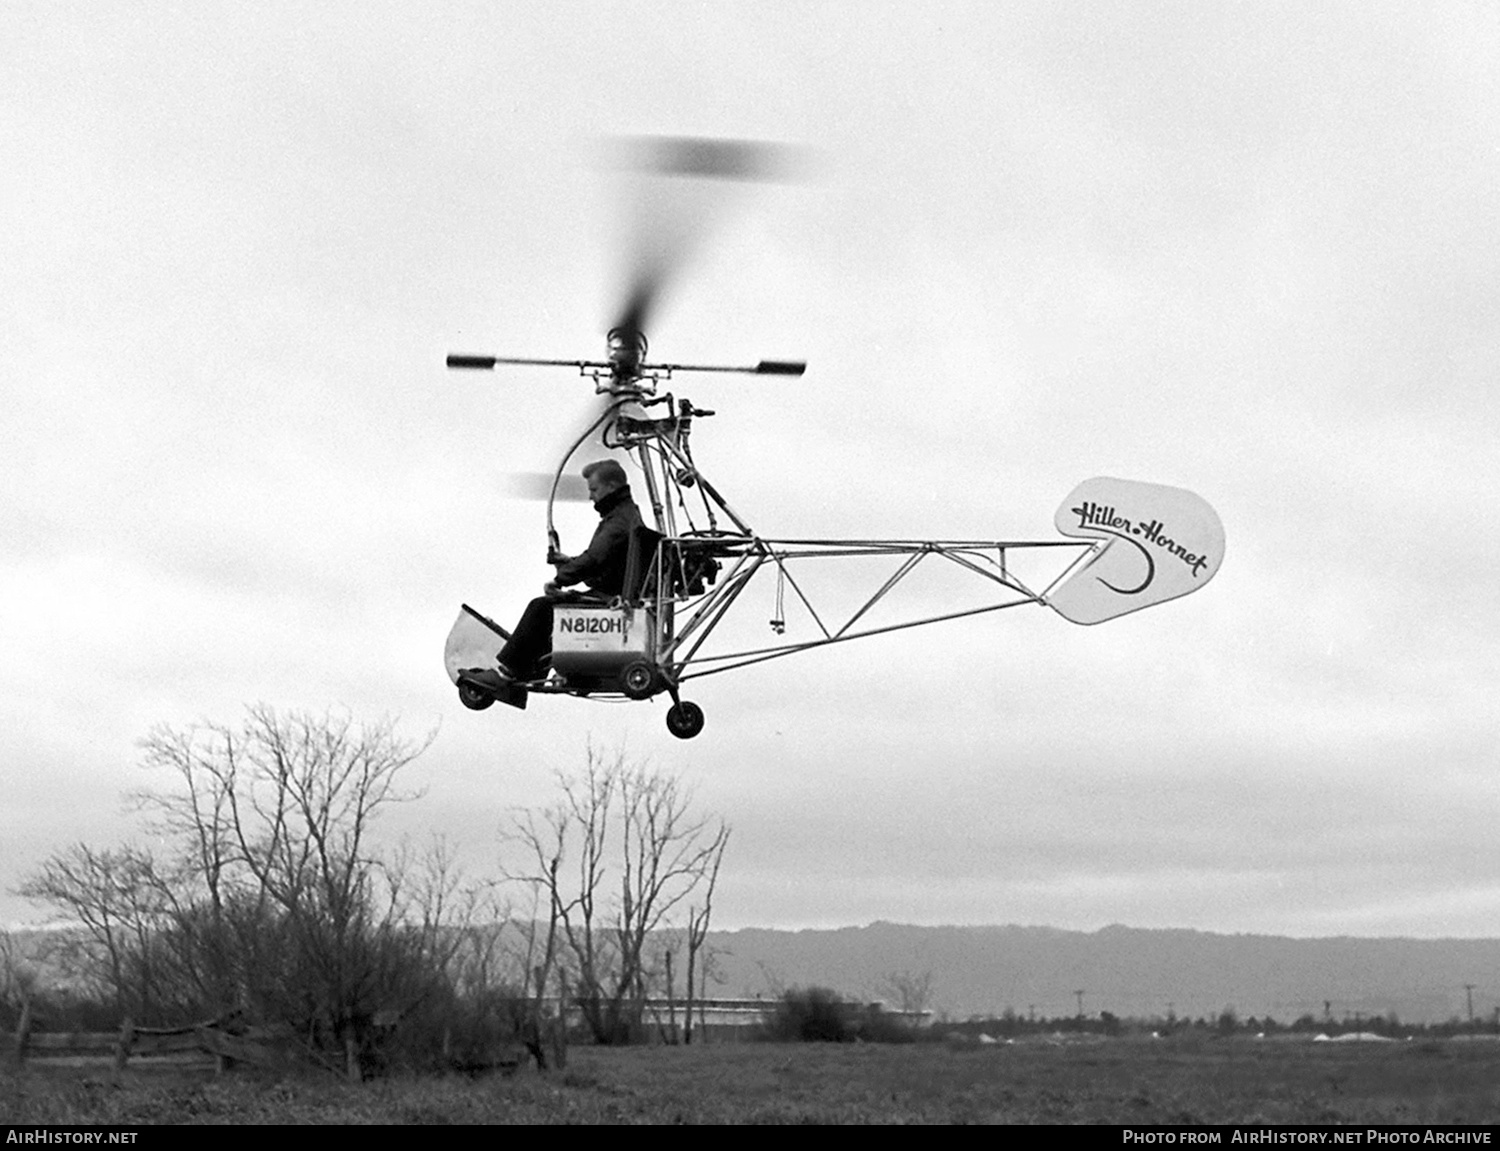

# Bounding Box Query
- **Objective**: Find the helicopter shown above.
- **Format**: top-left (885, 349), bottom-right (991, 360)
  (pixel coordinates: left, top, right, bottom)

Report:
top-left (442, 138), bottom-right (1225, 740)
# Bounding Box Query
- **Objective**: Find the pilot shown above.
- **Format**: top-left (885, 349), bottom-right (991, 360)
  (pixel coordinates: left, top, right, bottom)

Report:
top-left (474, 458), bottom-right (644, 687)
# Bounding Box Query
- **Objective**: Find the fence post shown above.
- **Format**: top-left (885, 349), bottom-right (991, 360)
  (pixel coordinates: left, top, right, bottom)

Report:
top-left (112, 1018), bottom-right (135, 1082)
top-left (11, 998), bottom-right (32, 1067)
top-left (551, 970), bottom-right (569, 1072)
top-left (199, 1024), bottom-right (233, 1077)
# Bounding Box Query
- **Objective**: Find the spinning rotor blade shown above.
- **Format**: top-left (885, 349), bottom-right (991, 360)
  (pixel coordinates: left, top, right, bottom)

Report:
top-left (455, 136), bottom-right (810, 505)
top-left (448, 356), bottom-right (631, 505)
top-left (503, 472), bottom-right (589, 502)
top-left (602, 135), bottom-right (807, 183)
top-left (503, 391), bottom-right (631, 505)
top-left (604, 135), bottom-right (810, 343)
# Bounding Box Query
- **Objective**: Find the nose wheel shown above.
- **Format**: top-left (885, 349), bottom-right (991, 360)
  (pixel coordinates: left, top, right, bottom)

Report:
top-left (665, 700), bottom-right (704, 740)
top-left (457, 681), bottom-right (495, 711)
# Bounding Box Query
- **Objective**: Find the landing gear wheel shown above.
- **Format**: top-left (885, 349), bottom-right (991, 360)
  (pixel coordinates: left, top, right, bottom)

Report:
top-left (665, 700), bottom-right (705, 740)
top-left (457, 682), bottom-right (495, 711)
top-left (621, 660), bottom-right (656, 700)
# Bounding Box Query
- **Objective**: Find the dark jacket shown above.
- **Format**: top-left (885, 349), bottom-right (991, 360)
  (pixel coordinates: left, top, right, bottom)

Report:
top-left (554, 485), bottom-right (644, 596)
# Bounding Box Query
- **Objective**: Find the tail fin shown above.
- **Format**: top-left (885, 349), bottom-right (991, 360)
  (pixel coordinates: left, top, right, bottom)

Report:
top-left (1047, 478), bottom-right (1224, 625)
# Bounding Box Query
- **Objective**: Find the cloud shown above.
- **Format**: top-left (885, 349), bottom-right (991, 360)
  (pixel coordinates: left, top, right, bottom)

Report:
top-left (4, 2), bottom-right (1498, 939)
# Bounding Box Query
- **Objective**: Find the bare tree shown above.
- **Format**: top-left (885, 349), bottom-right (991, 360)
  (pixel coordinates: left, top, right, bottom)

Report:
top-left (683, 835), bottom-right (728, 1044)
top-left (504, 745), bottom-right (730, 1046)
top-left (136, 707), bottom-right (433, 1073)
top-left (877, 969), bottom-right (935, 1017)
top-left (17, 707), bottom-right (545, 1077)
top-left (511, 856), bottom-right (566, 1070)
top-left (19, 843), bottom-right (174, 1020)
top-left (0, 928), bottom-right (39, 1027)
top-left (659, 939), bottom-right (680, 1044)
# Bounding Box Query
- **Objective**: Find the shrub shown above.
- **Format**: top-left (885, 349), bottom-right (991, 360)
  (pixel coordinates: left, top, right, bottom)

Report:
top-left (766, 987), bottom-right (855, 1042)
top-left (763, 987), bottom-right (917, 1043)
top-left (859, 1005), bottom-right (918, 1044)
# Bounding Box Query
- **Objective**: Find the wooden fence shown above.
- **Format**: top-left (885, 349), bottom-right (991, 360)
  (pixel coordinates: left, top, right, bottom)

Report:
top-left (7, 996), bottom-right (936, 1080)
top-left (8, 1002), bottom-right (286, 1078)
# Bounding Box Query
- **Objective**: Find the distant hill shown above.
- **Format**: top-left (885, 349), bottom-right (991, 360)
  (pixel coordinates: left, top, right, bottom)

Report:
top-left (701, 923), bottom-right (1500, 1025)
top-left (11, 920), bottom-right (1497, 1027)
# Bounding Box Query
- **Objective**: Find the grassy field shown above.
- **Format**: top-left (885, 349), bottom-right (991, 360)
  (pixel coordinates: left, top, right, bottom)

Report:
top-left (5, 1036), bottom-right (1500, 1125)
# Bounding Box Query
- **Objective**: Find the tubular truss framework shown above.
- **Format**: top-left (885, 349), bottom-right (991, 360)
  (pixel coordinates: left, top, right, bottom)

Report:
top-left (650, 534), bottom-right (1099, 682)
top-left (600, 400), bottom-right (1106, 684)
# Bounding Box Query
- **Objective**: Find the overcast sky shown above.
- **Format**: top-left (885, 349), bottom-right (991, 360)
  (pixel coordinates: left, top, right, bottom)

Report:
top-left (4, 2), bottom-right (1497, 940)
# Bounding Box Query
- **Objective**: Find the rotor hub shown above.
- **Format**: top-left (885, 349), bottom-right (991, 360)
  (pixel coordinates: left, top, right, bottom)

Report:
top-left (607, 327), bottom-right (648, 375)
